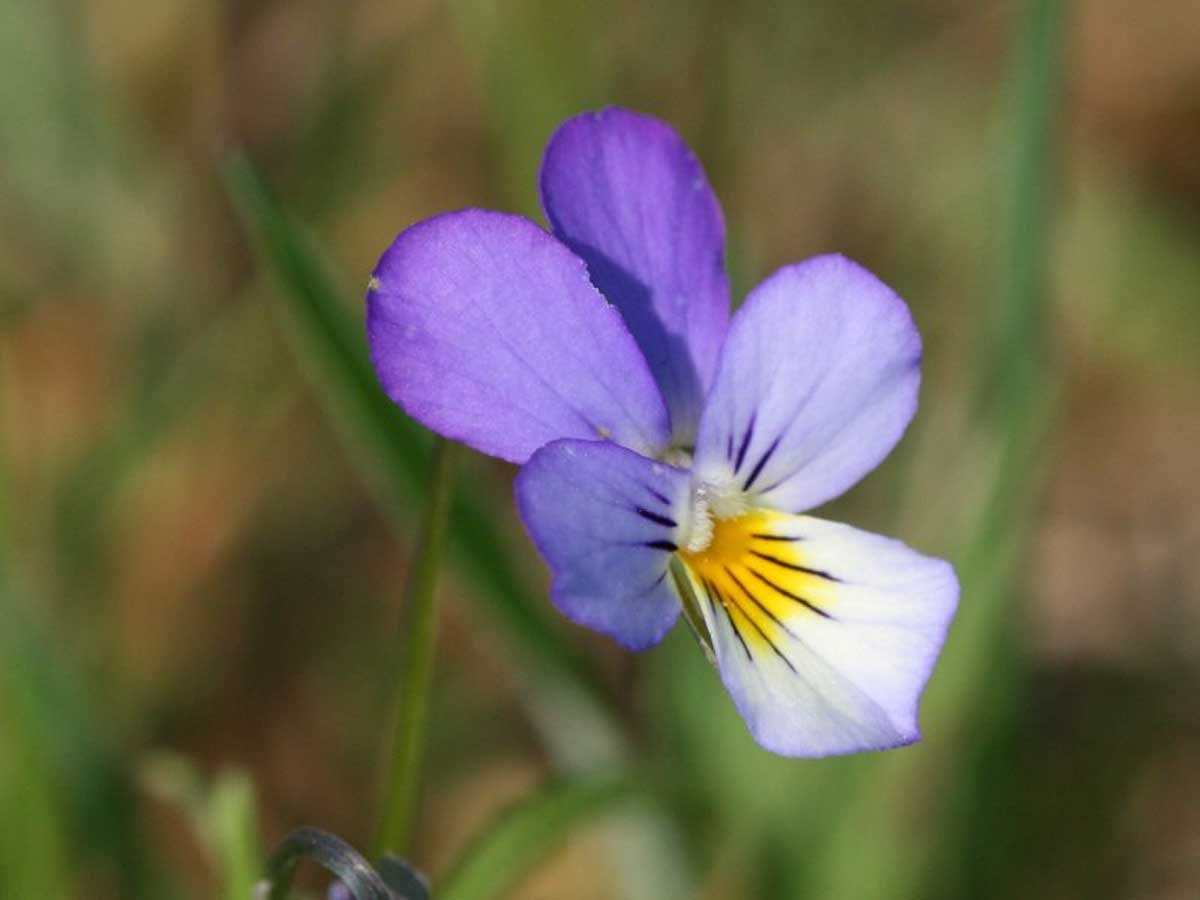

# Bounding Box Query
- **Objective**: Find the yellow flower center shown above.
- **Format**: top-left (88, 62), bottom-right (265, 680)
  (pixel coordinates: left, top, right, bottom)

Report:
top-left (678, 509), bottom-right (837, 653)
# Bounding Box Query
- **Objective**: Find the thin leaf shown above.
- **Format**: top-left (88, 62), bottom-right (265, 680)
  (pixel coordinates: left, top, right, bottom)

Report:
top-left (0, 595), bottom-right (164, 898)
top-left (797, 3), bottom-right (1066, 899)
top-left (220, 155), bottom-right (609, 707)
top-left (437, 772), bottom-right (638, 900)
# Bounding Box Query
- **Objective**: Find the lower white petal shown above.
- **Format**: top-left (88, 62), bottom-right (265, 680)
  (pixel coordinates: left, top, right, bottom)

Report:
top-left (678, 509), bottom-right (958, 757)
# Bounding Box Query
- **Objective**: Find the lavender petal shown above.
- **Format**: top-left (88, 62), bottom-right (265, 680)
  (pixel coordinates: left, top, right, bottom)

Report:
top-left (693, 255), bottom-right (922, 513)
top-left (368, 209), bottom-right (670, 464)
top-left (515, 439), bottom-right (691, 650)
top-left (540, 108), bottom-right (730, 445)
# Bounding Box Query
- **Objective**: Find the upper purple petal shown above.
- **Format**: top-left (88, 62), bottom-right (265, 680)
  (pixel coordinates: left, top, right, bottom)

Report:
top-left (540, 108), bottom-right (730, 446)
top-left (693, 255), bottom-right (922, 512)
top-left (515, 439), bottom-right (691, 651)
top-left (367, 209), bottom-right (670, 464)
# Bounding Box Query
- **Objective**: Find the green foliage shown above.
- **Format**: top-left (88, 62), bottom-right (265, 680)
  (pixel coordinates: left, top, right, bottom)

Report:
top-left (141, 755), bottom-right (264, 900)
top-left (4, 0), bottom-right (1197, 896)
top-left (438, 772), bottom-right (638, 900)
top-left (223, 156), bottom-right (608, 705)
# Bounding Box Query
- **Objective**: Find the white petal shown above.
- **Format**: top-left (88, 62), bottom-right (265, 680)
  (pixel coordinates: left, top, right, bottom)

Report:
top-left (679, 510), bottom-right (957, 757)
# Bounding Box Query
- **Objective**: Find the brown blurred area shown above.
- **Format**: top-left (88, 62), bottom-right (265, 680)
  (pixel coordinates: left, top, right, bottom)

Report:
top-left (2, 2), bottom-right (1199, 898)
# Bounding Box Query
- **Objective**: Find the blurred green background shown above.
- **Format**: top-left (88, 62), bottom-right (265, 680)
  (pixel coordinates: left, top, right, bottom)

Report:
top-left (3, 1), bottom-right (1199, 898)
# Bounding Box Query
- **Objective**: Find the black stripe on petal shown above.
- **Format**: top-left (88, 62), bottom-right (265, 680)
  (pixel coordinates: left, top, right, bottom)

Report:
top-left (746, 567), bottom-right (834, 620)
top-left (742, 434), bottom-right (782, 491)
top-left (719, 570), bottom-right (796, 672)
top-left (750, 474), bottom-right (788, 496)
top-left (733, 413), bottom-right (757, 474)
top-left (725, 566), bottom-right (797, 638)
top-left (702, 578), bottom-right (752, 662)
top-left (645, 571), bottom-right (667, 591)
top-left (643, 540), bottom-right (678, 552)
top-left (749, 550), bottom-right (840, 582)
top-left (644, 484), bottom-right (672, 506)
top-left (635, 507), bottom-right (677, 528)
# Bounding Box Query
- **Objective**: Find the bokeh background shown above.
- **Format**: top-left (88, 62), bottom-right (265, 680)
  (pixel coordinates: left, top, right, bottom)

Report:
top-left (3, 1), bottom-right (1199, 898)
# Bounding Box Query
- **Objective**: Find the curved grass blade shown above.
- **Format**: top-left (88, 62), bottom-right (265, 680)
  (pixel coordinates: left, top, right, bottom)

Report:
top-left (437, 772), bottom-right (638, 900)
top-left (261, 827), bottom-right (394, 900)
top-left (221, 155), bottom-right (607, 705)
top-left (222, 155), bottom-right (693, 900)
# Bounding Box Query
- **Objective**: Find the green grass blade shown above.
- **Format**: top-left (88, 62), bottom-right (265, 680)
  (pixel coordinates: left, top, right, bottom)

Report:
top-left (222, 154), bottom-right (430, 496)
top-left (0, 617), bottom-right (70, 899)
top-left (140, 755), bottom-right (264, 900)
top-left (221, 155), bottom-right (607, 704)
top-left (437, 772), bottom-right (638, 900)
top-left (798, 3), bottom-right (1066, 899)
top-left (0, 595), bottom-right (167, 898)
top-left (210, 770), bottom-right (264, 900)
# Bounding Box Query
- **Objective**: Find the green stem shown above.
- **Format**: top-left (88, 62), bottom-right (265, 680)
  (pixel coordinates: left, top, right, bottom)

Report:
top-left (372, 438), bottom-right (455, 859)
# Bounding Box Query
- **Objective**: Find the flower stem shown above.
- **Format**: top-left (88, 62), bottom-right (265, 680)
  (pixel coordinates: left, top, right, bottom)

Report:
top-left (372, 437), bottom-right (455, 859)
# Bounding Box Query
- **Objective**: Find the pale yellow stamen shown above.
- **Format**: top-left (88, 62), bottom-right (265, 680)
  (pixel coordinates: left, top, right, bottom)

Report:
top-left (680, 478), bottom-right (749, 553)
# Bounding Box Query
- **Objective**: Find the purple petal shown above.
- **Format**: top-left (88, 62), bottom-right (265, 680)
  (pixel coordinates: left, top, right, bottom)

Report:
top-left (368, 209), bottom-right (670, 464)
top-left (540, 108), bottom-right (730, 445)
top-left (681, 512), bottom-right (957, 757)
top-left (515, 439), bottom-right (693, 650)
top-left (692, 255), bottom-right (922, 513)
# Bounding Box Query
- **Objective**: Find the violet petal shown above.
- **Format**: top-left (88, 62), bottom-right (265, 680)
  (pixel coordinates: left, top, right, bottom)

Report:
top-left (541, 108), bottom-right (729, 446)
top-left (693, 254), bottom-right (922, 512)
top-left (368, 209), bottom-right (670, 464)
top-left (515, 439), bottom-right (690, 650)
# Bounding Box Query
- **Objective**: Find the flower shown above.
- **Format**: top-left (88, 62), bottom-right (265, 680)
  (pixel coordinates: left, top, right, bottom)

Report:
top-left (366, 108), bottom-right (958, 757)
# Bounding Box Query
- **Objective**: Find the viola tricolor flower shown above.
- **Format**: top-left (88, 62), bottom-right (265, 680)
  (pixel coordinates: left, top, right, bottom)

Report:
top-left (367, 108), bottom-right (958, 757)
